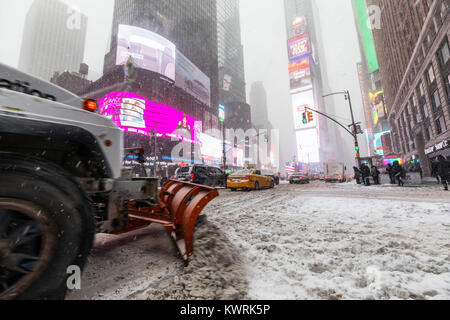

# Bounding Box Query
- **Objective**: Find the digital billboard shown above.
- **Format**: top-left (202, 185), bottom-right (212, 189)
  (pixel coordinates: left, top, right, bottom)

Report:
top-left (369, 90), bottom-right (386, 125)
top-left (288, 34), bottom-right (310, 60)
top-left (198, 133), bottom-right (223, 164)
top-left (290, 17), bottom-right (308, 38)
top-left (292, 90), bottom-right (317, 130)
top-left (175, 49), bottom-right (211, 107)
top-left (99, 92), bottom-right (202, 145)
top-left (116, 25), bottom-right (176, 81)
top-left (296, 129), bottom-right (320, 163)
top-left (289, 56), bottom-right (312, 91)
top-left (354, 0), bottom-right (379, 73)
top-left (373, 130), bottom-right (391, 156)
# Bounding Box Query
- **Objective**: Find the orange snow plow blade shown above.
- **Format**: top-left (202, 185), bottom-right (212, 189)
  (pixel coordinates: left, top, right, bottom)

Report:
top-left (127, 180), bottom-right (219, 265)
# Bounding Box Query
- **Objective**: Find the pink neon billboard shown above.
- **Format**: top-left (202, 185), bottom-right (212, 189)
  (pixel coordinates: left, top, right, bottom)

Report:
top-left (99, 92), bottom-right (202, 144)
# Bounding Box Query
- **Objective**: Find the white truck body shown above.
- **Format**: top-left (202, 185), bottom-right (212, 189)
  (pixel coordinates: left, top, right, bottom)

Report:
top-left (0, 63), bottom-right (123, 178)
top-left (324, 162), bottom-right (346, 183)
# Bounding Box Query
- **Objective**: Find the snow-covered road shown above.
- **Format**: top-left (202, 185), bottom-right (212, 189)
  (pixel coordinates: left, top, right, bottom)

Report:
top-left (67, 181), bottom-right (450, 300)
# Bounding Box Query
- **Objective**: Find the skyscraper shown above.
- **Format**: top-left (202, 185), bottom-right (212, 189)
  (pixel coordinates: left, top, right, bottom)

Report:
top-left (217, 0), bottom-right (246, 105)
top-left (249, 81), bottom-right (272, 130)
top-left (19, 0), bottom-right (87, 81)
top-left (283, 0), bottom-right (332, 165)
top-left (103, 0), bottom-right (219, 108)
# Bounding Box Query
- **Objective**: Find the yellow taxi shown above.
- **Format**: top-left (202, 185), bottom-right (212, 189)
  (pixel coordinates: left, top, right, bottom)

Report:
top-left (227, 169), bottom-right (275, 191)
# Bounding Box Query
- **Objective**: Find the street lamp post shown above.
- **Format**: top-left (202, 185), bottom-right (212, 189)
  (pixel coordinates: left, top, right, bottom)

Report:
top-left (322, 90), bottom-right (361, 168)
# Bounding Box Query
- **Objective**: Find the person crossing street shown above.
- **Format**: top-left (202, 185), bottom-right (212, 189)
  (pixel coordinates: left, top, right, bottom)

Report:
top-left (436, 155), bottom-right (450, 191)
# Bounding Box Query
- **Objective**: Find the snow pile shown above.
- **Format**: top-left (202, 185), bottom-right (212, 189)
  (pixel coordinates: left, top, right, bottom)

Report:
top-left (134, 215), bottom-right (249, 300)
top-left (205, 185), bottom-right (450, 300)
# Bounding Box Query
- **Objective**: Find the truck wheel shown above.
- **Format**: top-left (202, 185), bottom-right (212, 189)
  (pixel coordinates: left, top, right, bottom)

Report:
top-left (0, 153), bottom-right (95, 300)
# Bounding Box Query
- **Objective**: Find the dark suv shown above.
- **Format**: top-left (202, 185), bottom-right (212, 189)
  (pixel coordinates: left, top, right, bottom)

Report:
top-left (261, 170), bottom-right (280, 185)
top-left (174, 165), bottom-right (227, 188)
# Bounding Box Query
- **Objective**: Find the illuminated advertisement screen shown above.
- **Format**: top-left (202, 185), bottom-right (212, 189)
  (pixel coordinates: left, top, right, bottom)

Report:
top-left (289, 56), bottom-right (312, 91)
top-left (354, 0), bottom-right (379, 73)
top-left (381, 132), bottom-right (392, 155)
top-left (288, 34), bottom-right (310, 60)
top-left (198, 133), bottom-right (222, 163)
top-left (292, 90), bottom-right (317, 130)
top-left (175, 49), bottom-right (211, 107)
top-left (99, 92), bottom-right (202, 145)
top-left (383, 157), bottom-right (404, 166)
top-left (116, 25), bottom-right (176, 81)
top-left (370, 90), bottom-right (386, 125)
top-left (296, 129), bottom-right (320, 163)
top-left (373, 130), bottom-right (391, 156)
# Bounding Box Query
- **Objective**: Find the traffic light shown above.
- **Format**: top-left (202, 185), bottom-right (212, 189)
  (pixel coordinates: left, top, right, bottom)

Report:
top-left (354, 141), bottom-right (360, 152)
top-left (302, 112), bottom-right (307, 124)
top-left (307, 111), bottom-right (313, 123)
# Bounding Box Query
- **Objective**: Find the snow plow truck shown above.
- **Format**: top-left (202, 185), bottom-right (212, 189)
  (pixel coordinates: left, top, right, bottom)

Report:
top-left (0, 63), bottom-right (218, 300)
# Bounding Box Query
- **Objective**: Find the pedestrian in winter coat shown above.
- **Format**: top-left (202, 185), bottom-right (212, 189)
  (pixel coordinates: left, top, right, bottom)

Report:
top-left (371, 166), bottom-right (381, 185)
top-left (431, 159), bottom-right (441, 184)
top-left (436, 155), bottom-right (450, 191)
top-left (361, 164), bottom-right (371, 186)
top-left (386, 164), bottom-right (395, 184)
top-left (353, 166), bottom-right (362, 184)
top-left (392, 161), bottom-right (405, 186)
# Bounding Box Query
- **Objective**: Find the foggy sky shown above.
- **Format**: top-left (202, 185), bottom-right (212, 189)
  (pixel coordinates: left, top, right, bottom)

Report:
top-left (0, 0), bottom-right (113, 79)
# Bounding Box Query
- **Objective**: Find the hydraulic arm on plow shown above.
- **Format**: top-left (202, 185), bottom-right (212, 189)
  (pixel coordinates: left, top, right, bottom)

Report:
top-left (112, 180), bottom-right (219, 265)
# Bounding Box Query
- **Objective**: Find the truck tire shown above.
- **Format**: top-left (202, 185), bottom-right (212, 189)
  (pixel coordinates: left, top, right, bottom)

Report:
top-left (0, 153), bottom-right (95, 300)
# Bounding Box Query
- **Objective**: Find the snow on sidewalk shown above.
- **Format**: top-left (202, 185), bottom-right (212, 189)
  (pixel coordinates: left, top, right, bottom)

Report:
top-left (206, 184), bottom-right (450, 300)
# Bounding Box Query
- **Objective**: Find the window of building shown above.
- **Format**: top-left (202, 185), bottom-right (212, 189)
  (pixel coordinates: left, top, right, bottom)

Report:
top-left (427, 65), bottom-right (436, 84)
top-left (422, 102), bottom-right (429, 119)
top-left (438, 38), bottom-right (450, 67)
top-left (439, 116), bottom-right (447, 133)
top-left (419, 82), bottom-right (425, 96)
top-left (435, 119), bottom-right (442, 135)
top-left (446, 73), bottom-right (450, 100)
top-left (425, 125), bottom-right (433, 141)
top-left (431, 90), bottom-right (442, 110)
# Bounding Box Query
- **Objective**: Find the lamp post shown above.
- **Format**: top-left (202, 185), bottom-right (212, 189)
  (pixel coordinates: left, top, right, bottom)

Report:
top-left (323, 90), bottom-right (361, 168)
top-left (219, 104), bottom-right (226, 170)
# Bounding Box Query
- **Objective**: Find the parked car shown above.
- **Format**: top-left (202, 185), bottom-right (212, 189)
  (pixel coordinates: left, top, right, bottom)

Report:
top-left (261, 169), bottom-right (280, 185)
top-left (227, 169), bottom-right (275, 191)
top-left (174, 165), bottom-right (227, 188)
top-left (288, 172), bottom-right (310, 184)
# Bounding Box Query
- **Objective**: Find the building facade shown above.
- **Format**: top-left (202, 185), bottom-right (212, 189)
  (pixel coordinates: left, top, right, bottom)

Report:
top-left (368, 0), bottom-right (449, 175)
top-left (283, 0), bottom-right (332, 168)
top-left (352, 0), bottom-right (393, 162)
top-left (50, 65), bottom-right (92, 96)
top-left (103, 0), bottom-right (219, 110)
top-left (19, 0), bottom-right (87, 81)
top-left (217, 0), bottom-right (247, 105)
